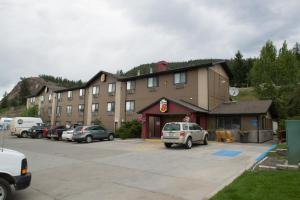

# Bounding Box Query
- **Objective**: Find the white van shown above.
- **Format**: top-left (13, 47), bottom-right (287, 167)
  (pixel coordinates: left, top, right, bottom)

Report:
top-left (10, 117), bottom-right (43, 138)
top-left (0, 118), bottom-right (12, 130)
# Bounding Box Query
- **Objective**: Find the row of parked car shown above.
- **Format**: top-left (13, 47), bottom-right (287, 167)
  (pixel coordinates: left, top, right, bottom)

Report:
top-left (27, 123), bottom-right (114, 143)
top-left (9, 117), bottom-right (114, 143)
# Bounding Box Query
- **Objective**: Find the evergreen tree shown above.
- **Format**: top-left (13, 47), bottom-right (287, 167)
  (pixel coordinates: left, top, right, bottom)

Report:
top-left (0, 92), bottom-right (8, 108)
top-left (230, 51), bottom-right (253, 87)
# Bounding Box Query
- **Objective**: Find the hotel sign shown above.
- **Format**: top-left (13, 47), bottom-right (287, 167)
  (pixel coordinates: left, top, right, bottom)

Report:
top-left (160, 99), bottom-right (168, 113)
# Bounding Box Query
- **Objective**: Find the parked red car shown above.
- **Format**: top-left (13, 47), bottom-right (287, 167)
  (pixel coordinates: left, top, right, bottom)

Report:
top-left (48, 125), bottom-right (66, 140)
top-left (42, 125), bottom-right (52, 138)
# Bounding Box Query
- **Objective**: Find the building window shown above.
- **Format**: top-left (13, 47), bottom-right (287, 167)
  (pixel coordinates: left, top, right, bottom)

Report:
top-left (217, 116), bottom-right (241, 130)
top-left (40, 96), bottom-right (44, 103)
top-left (126, 81), bottom-right (135, 92)
top-left (30, 97), bottom-right (35, 103)
top-left (92, 86), bottom-right (99, 96)
top-left (174, 72), bottom-right (186, 84)
top-left (79, 89), bottom-right (85, 97)
top-left (48, 93), bottom-right (52, 102)
top-left (67, 91), bottom-right (73, 100)
top-left (55, 121), bottom-right (61, 126)
top-left (78, 104), bottom-right (84, 113)
top-left (108, 83), bottom-right (116, 95)
top-left (92, 103), bottom-right (99, 113)
top-left (126, 100), bottom-right (135, 112)
top-left (66, 105), bottom-right (72, 114)
top-left (56, 106), bottom-right (62, 116)
top-left (107, 102), bottom-right (115, 112)
top-left (57, 93), bottom-right (61, 101)
top-left (48, 107), bottom-right (52, 116)
top-left (148, 77), bottom-right (158, 88)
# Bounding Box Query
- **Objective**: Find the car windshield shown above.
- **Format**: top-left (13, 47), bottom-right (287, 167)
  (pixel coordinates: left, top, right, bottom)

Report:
top-left (163, 123), bottom-right (181, 131)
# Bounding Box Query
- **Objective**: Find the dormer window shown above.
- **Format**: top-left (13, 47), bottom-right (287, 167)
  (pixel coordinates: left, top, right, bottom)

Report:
top-left (57, 93), bottom-right (61, 101)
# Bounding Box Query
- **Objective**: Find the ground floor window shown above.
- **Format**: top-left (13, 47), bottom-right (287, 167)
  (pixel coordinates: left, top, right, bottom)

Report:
top-left (217, 116), bottom-right (241, 130)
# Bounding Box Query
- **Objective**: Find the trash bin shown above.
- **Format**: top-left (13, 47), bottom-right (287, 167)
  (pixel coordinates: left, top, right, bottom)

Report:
top-left (286, 120), bottom-right (300, 165)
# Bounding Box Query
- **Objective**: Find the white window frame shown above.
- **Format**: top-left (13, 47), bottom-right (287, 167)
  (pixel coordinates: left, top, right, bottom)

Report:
top-left (40, 96), bottom-right (44, 103)
top-left (148, 77), bottom-right (158, 88)
top-left (56, 106), bottom-right (62, 115)
top-left (48, 93), bottom-right (52, 101)
top-left (107, 102), bottom-right (115, 112)
top-left (79, 89), bottom-right (85, 97)
top-left (67, 91), bottom-right (73, 99)
top-left (126, 81), bottom-right (135, 90)
top-left (125, 101), bottom-right (135, 112)
top-left (174, 72), bottom-right (186, 84)
top-left (66, 105), bottom-right (72, 114)
top-left (57, 93), bottom-right (61, 101)
top-left (92, 86), bottom-right (99, 96)
top-left (92, 103), bottom-right (99, 113)
top-left (78, 104), bottom-right (84, 112)
top-left (108, 83), bottom-right (116, 93)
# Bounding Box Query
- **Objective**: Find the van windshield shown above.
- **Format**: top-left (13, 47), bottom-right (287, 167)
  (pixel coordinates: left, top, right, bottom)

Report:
top-left (163, 123), bottom-right (180, 131)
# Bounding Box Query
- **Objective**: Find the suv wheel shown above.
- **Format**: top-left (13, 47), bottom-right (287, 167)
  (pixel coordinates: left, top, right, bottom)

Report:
top-left (185, 137), bottom-right (192, 149)
top-left (37, 133), bottom-right (43, 139)
top-left (0, 177), bottom-right (11, 200)
top-left (203, 135), bottom-right (208, 145)
top-left (164, 143), bottom-right (172, 148)
top-left (86, 136), bottom-right (93, 143)
top-left (21, 131), bottom-right (28, 138)
top-left (108, 134), bottom-right (114, 141)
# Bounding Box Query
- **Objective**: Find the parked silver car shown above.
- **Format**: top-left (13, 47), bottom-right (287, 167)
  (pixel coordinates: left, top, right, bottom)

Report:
top-left (161, 122), bottom-right (208, 149)
top-left (73, 125), bottom-right (114, 143)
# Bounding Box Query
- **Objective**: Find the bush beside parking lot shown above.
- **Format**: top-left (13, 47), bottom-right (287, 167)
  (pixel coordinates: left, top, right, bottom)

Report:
top-left (116, 120), bottom-right (141, 139)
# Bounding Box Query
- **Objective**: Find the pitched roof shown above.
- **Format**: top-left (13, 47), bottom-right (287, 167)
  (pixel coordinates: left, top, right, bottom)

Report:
top-left (119, 60), bottom-right (232, 81)
top-left (137, 97), bottom-right (208, 114)
top-left (209, 100), bottom-right (273, 115)
top-left (28, 84), bottom-right (66, 97)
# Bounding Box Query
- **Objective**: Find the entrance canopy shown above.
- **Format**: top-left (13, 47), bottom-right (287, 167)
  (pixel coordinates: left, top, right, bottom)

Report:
top-left (137, 97), bottom-right (208, 139)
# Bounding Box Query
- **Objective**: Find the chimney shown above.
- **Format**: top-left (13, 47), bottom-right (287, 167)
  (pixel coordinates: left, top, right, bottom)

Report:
top-left (156, 61), bottom-right (168, 72)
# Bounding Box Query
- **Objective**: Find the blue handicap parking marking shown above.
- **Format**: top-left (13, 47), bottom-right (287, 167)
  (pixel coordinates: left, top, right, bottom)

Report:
top-left (213, 149), bottom-right (242, 157)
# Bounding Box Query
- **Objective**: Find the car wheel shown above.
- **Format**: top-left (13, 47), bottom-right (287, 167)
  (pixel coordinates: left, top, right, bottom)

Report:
top-left (185, 137), bottom-right (192, 149)
top-left (86, 136), bottom-right (93, 143)
top-left (21, 131), bottom-right (28, 138)
top-left (37, 134), bottom-right (43, 139)
top-left (108, 134), bottom-right (114, 141)
top-left (0, 177), bottom-right (12, 200)
top-left (203, 135), bottom-right (208, 145)
top-left (164, 143), bottom-right (172, 148)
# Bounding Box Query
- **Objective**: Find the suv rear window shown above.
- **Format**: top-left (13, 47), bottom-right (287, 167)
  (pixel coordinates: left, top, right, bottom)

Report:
top-left (163, 123), bottom-right (181, 131)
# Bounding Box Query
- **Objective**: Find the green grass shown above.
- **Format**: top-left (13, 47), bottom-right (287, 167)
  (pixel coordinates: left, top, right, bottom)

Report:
top-left (210, 171), bottom-right (300, 200)
top-left (232, 87), bottom-right (258, 101)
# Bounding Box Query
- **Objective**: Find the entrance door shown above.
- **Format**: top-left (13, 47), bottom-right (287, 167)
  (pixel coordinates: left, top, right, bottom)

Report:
top-left (153, 117), bottom-right (161, 138)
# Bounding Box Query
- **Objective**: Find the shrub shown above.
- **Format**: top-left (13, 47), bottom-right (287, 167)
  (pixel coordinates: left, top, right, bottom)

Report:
top-left (21, 105), bottom-right (38, 117)
top-left (116, 120), bottom-right (141, 139)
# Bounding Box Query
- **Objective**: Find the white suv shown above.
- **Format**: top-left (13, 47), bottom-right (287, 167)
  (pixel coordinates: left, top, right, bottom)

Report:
top-left (0, 148), bottom-right (31, 200)
top-left (161, 122), bottom-right (208, 149)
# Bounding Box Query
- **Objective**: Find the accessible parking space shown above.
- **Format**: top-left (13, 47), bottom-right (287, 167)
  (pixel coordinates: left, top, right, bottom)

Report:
top-left (3, 133), bottom-right (272, 200)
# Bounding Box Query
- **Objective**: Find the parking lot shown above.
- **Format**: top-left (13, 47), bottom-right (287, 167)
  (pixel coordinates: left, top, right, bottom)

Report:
top-left (3, 131), bottom-right (272, 200)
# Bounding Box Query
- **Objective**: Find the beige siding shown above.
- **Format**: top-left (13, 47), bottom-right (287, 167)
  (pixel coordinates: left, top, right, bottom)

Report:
top-left (197, 68), bottom-right (208, 109)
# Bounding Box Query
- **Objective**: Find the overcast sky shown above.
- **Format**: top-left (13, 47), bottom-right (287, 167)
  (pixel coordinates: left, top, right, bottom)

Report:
top-left (1, 0), bottom-right (300, 98)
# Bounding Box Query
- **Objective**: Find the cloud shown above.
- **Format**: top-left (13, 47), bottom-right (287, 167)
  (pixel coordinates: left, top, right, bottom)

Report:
top-left (0, 0), bottom-right (299, 98)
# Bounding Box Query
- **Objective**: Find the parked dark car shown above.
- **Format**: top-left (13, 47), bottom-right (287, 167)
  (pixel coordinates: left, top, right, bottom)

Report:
top-left (28, 123), bottom-right (46, 138)
top-left (73, 125), bottom-right (114, 143)
top-left (48, 125), bottom-right (66, 140)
